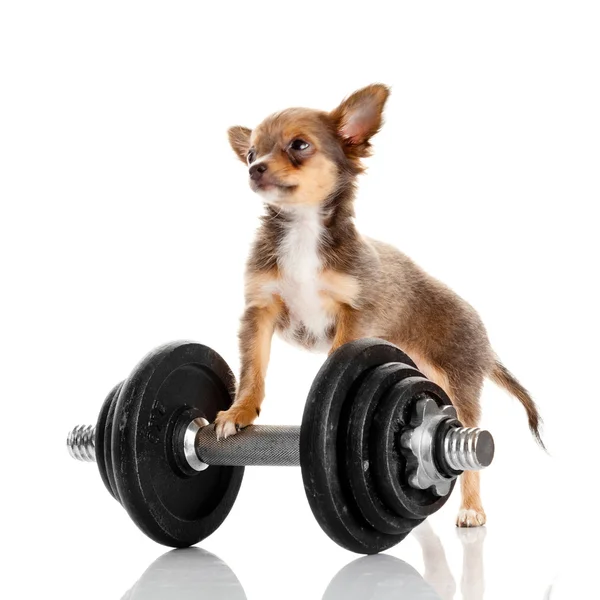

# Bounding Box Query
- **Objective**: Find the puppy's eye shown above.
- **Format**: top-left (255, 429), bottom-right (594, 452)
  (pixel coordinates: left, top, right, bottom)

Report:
top-left (290, 139), bottom-right (310, 151)
top-left (247, 149), bottom-right (256, 164)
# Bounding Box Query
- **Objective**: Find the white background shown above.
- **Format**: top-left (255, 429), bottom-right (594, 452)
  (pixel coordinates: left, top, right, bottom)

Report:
top-left (1, 2), bottom-right (598, 598)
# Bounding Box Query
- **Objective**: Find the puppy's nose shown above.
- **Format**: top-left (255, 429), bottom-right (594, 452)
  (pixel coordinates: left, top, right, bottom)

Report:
top-left (249, 162), bottom-right (267, 181)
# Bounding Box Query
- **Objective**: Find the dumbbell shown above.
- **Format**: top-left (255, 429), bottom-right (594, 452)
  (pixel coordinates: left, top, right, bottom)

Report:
top-left (67, 338), bottom-right (494, 554)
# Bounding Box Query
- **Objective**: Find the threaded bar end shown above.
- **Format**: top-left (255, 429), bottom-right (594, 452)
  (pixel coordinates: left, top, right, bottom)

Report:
top-left (67, 425), bottom-right (97, 462)
top-left (443, 426), bottom-right (494, 472)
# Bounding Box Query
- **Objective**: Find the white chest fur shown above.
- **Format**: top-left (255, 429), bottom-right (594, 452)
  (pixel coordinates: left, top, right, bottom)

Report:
top-left (276, 207), bottom-right (332, 345)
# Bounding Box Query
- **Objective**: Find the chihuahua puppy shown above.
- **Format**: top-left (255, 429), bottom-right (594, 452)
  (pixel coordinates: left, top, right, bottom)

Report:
top-left (218, 84), bottom-right (543, 527)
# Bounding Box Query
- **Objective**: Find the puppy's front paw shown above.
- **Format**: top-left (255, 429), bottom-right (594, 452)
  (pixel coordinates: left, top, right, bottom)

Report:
top-left (214, 405), bottom-right (259, 440)
top-left (456, 508), bottom-right (486, 528)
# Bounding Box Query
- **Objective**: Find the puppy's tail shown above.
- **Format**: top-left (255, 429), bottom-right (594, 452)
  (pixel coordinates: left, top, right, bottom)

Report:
top-left (490, 360), bottom-right (546, 451)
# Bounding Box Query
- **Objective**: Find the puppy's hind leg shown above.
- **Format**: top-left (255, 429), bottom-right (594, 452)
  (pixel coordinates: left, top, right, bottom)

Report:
top-left (452, 379), bottom-right (487, 528)
top-left (394, 350), bottom-right (487, 527)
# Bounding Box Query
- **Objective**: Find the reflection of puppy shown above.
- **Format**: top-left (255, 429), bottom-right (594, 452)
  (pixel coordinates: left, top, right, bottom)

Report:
top-left (413, 522), bottom-right (487, 600)
top-left (219, 84), bottom-right (544, 527)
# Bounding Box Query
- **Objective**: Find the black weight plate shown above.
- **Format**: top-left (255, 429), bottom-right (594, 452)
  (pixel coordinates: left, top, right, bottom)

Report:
top-left (95, 381), bottom-right (124, 501)
top-left (300, 337), bottom-right (419, 555)
top-left (346, 362), bottom-right (423, 535)
top-left (103, 382), bottom-right (122, 502)
top-left (373, 377), bottom-right (455, 520)
top-left (112, 341), bottom-right (244, 548)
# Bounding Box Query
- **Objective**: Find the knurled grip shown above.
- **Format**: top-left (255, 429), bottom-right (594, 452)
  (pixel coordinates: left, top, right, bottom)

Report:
top-left (195, 425), bottom-right (301, 466)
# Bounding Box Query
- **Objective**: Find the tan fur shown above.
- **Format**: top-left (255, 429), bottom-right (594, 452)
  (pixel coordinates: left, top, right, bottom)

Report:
top-left (406, 351), bottom-right (453, 393)
top-left (244, 269), bottom-right (280, 308)
top-left (320, 270), bottom-right (361, 306)
top-left (214, 295), bottom-right (282, 436)
top-left (277, 153), bottom-right (338, 207)
top-left (219, 84), bottom-right (544, 526)
top-left (328, 303), bottom-right (359, 354)
top-left (458, 472), bottom-right (486, 526)
top-left (319, 271), bottom-right (362, 353)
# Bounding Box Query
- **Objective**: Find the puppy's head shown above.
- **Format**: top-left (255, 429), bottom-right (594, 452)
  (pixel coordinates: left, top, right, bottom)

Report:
top-left (228, 84), bottom-right (389, 208)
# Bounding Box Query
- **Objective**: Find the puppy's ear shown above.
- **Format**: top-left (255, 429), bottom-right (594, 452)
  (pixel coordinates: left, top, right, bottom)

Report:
top-left (330, 84), bottom-right (390, 156)
top-left (228, 126), bottom-right (252, 163)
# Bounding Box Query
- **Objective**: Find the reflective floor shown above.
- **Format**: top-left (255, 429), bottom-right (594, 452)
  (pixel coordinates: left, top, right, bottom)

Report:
top-left (118, 524), bottom-right (544, 600)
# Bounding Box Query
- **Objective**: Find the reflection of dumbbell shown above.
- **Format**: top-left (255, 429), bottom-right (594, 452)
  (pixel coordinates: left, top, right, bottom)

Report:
top-left (121, 548), bottom-right (246, 600)
top-left (67, 338), bottom-right (494, 554)
top-left (122, 548), bottom-right (437, 600)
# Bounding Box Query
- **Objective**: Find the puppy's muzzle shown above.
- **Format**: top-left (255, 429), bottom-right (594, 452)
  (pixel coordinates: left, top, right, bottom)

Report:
top-left (249, 162), bottom-right (267, 182)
